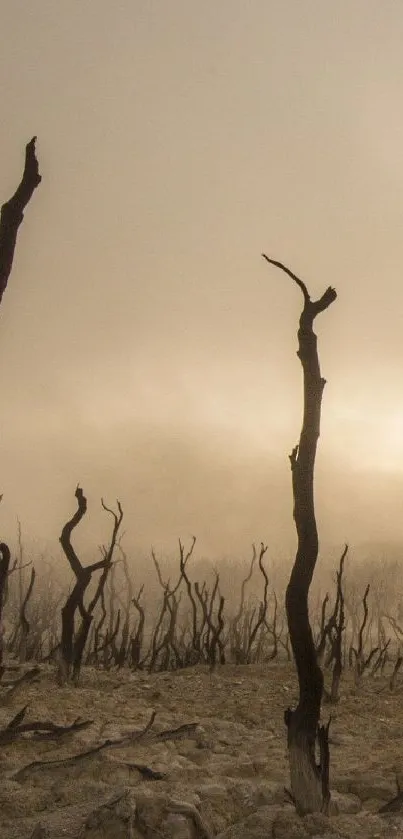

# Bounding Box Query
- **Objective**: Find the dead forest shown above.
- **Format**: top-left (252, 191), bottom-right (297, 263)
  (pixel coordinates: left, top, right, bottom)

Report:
top-left (2, 140), bottom-right (403, 839)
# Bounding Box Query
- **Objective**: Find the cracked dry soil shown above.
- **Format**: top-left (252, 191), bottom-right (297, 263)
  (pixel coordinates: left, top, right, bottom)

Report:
top-left (1, 662), bottom-right (403, 839)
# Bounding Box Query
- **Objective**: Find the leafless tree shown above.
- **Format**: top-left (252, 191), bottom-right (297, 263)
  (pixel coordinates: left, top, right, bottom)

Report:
top-left (0, 139), bottom-right (41, 650)
top-left (57, 486), bottom-right (123, 683)
top-left (263, 254), bottom-right (336, 814)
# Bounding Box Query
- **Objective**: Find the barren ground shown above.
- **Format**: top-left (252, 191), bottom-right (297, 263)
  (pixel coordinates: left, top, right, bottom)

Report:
top-left (1, 662), bottom-right (403, 838)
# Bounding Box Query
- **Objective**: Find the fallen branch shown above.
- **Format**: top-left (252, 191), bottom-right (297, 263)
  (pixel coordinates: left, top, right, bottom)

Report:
top-left (0, 706), bottom-right (93, 744)
top-left (13, 710), bottom-right (156, 782)
top-left (155, 721), bottom-right (199, 742)
top-left (124, 762), bottom-right (166, 780)
top-left (0, 665), bottom-right (40, 705)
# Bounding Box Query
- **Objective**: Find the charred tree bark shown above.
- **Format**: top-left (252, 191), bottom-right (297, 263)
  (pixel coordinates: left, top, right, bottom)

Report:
top-left (0, 137), bottom-right (41, 307)
top-left (0, 544), bottom-right (11, 665)
top-left (58, 486), bottom-right (123, 683)
top-left (263, 255), bottom-right (336, 814)
top-left (0, 140), bottom-right (41, 651)
top-left (328, 546), bottom-right (347, 703)
top-left (19, 567), bottom-right (36, 663)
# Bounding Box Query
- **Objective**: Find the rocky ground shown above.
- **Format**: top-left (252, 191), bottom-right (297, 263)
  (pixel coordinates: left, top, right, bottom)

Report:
top-left (1, 661), bottom-right (403, 838)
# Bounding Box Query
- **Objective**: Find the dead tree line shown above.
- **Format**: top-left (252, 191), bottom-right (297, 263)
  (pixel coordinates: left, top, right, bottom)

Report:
top-left (3, 517), bottom-right (403, 688)
top-left (1, 511), bottom-right (285, 674)
top-left (3, 505), bottom-right (403, 701)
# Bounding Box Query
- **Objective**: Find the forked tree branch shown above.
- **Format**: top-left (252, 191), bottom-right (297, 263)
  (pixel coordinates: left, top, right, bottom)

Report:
top-left (262, 254), bottom-right (337, 327)
top-left (262, 254), bottom-right (310, 303)
top-left (59, 486), bottom-right (86, 578)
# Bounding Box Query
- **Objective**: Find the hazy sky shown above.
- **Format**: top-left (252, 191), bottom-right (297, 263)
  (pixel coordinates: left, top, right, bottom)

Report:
top-left (1, 1), bottom-right (403, 558)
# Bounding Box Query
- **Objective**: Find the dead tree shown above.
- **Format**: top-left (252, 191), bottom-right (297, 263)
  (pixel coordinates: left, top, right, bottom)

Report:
top-left (147, 543), bottom-right (189, 672)
top-left (17, 567), bottom-right (36, 664)
top-left (0, 544), bottom-right (11, 665)
top-left (327, 548), bottom-right (346, 702)
top-left (194, 571), bottom-right (226, 668)
top-left (130, 584), bottom-right (146, 668)
top-left (0, 139), bottom-right (41, 652)
top-left (229, 543), bottom-right (269, 664)
top-left (58, 486), bottom-right (123, 683)
top-left (0, 137), bottom-right (41, 307)
top-left (316, 593), bottom-right (330, 662)
top-left (114, 544), bottom-right (135, 666)
top-left (349, 583), bottom-right (387, 681)
top-left (230, 545), bottom-right (257, 663)
top-left (263, 254), bottom-right (336, 814)
top-left (317, 546), bottom-right (348, 704)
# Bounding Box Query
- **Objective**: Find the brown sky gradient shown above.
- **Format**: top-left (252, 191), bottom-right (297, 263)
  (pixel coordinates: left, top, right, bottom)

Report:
top-left (1, 2), bottom-right (403, 559)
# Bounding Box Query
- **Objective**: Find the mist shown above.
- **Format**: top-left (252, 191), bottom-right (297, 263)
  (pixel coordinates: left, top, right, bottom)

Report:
top-left (1, 2), bottom-right (403, 566)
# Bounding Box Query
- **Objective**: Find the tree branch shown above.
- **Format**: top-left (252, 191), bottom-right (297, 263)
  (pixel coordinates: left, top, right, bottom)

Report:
top-left (262, 254), bottom-right (337, 328)
top-left (59, 486), bottom-right (86, 578)
top-left (0, 137), bottom-right (41, 305)
top-left (262, 254), bottom-right (310, 304)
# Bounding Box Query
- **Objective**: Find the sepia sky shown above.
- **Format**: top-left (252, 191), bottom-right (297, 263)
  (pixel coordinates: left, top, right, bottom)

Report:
top-left (1, 1), bottom-right (403, 559)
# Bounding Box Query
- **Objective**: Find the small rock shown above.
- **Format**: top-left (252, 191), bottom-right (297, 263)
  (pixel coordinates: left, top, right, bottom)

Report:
top-left (165, 812), bottom-right (194, 838)
top-left (218, 805), bottom-right (293, 839)
top-left (329, 790), bottom-right (362, 814)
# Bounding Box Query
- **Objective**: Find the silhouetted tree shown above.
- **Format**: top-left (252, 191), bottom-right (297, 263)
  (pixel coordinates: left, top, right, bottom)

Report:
top-left (0, 137), bottom-right (41, 307)
top-left (58, 486), bottom-right (123, 684)
top-left (0, 138), bottom-right (41, 649)
top-left (0, 543), bottom-right (10, 665)
top-left (263, 254), bottom-right (336, 814)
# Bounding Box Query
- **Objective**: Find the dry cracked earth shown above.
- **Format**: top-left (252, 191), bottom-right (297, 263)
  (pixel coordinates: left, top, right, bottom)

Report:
top-left (1, 661), bottom-right (403, 839)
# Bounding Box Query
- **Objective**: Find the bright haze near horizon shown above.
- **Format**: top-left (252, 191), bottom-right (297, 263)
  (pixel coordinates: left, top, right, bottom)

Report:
top-left (1, 1), bottom-right (403, 563)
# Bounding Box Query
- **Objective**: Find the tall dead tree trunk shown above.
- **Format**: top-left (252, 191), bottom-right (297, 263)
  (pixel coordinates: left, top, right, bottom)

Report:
top-left (263, 254), bottom-right (336, 814)
top-left (0, 139), bottom-right (41, 638)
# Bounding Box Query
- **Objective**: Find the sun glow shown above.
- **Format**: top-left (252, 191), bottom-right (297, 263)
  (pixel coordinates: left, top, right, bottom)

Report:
top-left (327, 406), bottom-right (403, 473)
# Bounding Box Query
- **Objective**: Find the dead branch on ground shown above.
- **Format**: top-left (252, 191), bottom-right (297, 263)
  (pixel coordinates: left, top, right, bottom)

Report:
top-left (0, 705), bottom-right (93, 744)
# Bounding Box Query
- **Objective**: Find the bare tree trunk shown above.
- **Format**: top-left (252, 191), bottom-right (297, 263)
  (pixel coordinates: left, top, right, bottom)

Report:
top-left (0, 137), bottom-right (41, 306)
top-left (19, 567), bottom-right (36, 663)
top-left (0, 140), bottom-right (41, 643)
top-left (263, 255), bottom-right (336, 814)
top-left (58, 486), bottom-right (123, 683)
top-left (329, 547), bottom-right (347, 703)
top-left (0, 544), bottom-right (11, 665)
